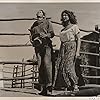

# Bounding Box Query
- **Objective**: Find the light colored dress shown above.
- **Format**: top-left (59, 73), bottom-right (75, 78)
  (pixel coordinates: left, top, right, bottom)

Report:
top-left (53, 24), bottom-right (80, 89)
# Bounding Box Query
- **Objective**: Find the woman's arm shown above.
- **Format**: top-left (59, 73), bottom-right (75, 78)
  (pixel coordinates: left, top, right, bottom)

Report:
top-left (76, 33), bottom-right (81, 58)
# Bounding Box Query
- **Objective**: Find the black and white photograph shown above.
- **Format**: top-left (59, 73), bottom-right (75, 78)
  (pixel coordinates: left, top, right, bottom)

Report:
top-left (0, 2), bottom-right (99, 98)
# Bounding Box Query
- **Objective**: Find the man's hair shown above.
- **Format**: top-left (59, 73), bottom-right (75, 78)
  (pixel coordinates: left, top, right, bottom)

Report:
top-left (61, 10), bottom-right (77, 25)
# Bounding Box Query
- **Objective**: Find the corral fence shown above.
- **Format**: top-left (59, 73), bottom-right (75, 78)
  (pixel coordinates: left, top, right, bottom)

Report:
top-left (0, 18), bottom-right (99, 89)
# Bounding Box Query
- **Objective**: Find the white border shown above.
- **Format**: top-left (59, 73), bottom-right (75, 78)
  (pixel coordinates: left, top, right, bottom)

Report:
top-left (0, 0), bottom-right (100, 3)
top-left (0, 1), bottom-right (99, 100)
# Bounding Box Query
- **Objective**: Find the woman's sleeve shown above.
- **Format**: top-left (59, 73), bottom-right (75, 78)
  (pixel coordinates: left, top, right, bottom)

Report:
top-left (75, 25), bottom-right (80, 35)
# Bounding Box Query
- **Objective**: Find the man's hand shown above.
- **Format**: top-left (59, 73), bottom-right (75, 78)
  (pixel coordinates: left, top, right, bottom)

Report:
top-left (40, 32), bottom-right (48, 38)
top-left (29, 34), bottom-right (33, 44)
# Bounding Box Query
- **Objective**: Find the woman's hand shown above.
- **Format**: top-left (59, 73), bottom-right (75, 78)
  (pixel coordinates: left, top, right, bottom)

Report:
top-left (75, 52), bottom-right (80, 58)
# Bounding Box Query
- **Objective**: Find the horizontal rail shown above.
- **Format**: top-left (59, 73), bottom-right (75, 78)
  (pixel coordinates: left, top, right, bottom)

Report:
top-left (0, 44), bottom-right (56, 47)
top-left (31, 70), bottom-right (39, 73)
top-left (3, 66), bottom-right (21, 69)
top-left (0, 17), bottom-right (51, 21)
top-left (4, 83), bottom-right (11, 85)
top-left (3, 71), bottom-right (13, 74)
top-left (0, 18), bottom-right (38, 21)
top-left (81, 39), bottom-right (99, 44)
top-left (80, 65), bottom-right (100, 70)
top-left (0, 76), bottom-right (39, 81)
top-left (0, 61), bottom-right (38, 65)
top-left (82, 75), bottom-right (100, 79)
top-left (79, 29), bottom-right (99, 34)
top-left (23, 67), bottom-right (33, 72)
top-left (24, 85), bottom-right (33, 87)
top-left (0, 44), bottom-right (32, 47)
top-left (80, 51), bottom-right (99, 56)
top-left (24, 73), bottom-right (33, 76)
top-left (12, 81), bottom-right (33, 85)
top-left (0, 17), bottom-right (98, 34)
top-left (17, 67), bottom-right (33, 73)
top-left (0, 76), bottom-right (33, 81)
top-left (0, 33), bottom-right (29, 36)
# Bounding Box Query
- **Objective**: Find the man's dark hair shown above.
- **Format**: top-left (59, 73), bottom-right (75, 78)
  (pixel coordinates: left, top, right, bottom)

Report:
top-left (61, 10), bottom-right (77, 25)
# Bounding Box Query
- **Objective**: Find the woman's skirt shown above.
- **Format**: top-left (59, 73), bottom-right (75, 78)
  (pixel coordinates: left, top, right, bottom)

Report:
top-left (53, 41), bottom-right (78, 89)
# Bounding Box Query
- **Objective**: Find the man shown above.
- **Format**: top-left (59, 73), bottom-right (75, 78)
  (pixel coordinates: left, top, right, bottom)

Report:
top-left (29, 10), bottom-right (55, 95)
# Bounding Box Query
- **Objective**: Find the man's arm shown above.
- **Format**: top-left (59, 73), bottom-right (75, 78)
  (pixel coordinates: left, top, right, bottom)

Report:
top-left (47, 20), bottom-right (55, 38)
top-left (29, 21), bottom-right (39, 44)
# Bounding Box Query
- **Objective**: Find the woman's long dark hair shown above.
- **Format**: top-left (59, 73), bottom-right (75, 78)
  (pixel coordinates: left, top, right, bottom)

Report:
top-left (61, 10), bottom-right (77, 26)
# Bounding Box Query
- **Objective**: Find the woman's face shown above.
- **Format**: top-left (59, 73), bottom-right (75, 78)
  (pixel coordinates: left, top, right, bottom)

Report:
top-left (62, 12), bottom-right (69, 22)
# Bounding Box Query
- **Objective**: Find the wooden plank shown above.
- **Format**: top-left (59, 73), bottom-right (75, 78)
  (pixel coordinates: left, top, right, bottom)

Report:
top-left (80, 65), bottom-right (100, 70)
top-left (80, 51), bottom-right (99, 56)
top-left (0, 76), bottom-right (33, 81)
top-left (0, 33), bottom-right (29, 35)
top-left (3, 71), bottom-right (13, 74)
top-left (0, 44), bottom-right (56, 47)
top-left (81, 39), bottom-right (99, 44)
top-left (0, 61), bottom-right (38, 65)
top-left (0, 76), bottom-right (39, 81)
top-left (82, 75), bottom-right (100, 79)
top-left (0, 44), bottom-right (32, 47)
top-left (0, 17), bottom-right (51, 21)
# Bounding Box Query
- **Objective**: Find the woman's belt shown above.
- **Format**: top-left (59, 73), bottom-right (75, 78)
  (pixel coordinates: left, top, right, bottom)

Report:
top-left (62, 40), bottom-right (76, 43)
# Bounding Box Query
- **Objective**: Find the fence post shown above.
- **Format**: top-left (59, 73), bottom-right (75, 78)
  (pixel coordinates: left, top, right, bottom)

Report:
top-left (12, 65), bottom-right (17, 88)
top-left (0, 64), bottom-right (4, 88)
top-left (95, 25), bottom-right (100, 84)
top-left (21, 58), bottom-right (25, 88)
top-left (32, 65), bottom-right (35, 89)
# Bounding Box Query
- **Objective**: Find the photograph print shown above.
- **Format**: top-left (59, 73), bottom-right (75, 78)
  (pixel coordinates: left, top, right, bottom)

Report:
top-left (0, 3), bottom-right (99, 97)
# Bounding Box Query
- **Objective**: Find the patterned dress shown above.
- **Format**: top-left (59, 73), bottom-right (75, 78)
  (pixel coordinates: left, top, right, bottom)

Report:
top-left (53, 24), bottom-right (80, 89)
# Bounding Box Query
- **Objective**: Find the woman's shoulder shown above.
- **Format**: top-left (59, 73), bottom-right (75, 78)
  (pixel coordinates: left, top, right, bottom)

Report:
top-left (72, 24), bottom-right (79, 29)
top-left (61, 24), bottom-right (77, 32)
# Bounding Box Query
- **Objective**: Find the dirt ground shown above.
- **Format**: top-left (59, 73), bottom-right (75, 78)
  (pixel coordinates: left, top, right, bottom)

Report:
top-left (0, 87), bottom-right (100, 97)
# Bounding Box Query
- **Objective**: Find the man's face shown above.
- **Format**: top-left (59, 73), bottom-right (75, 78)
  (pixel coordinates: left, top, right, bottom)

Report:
top-left (36, 10), bottom-right (44, 18)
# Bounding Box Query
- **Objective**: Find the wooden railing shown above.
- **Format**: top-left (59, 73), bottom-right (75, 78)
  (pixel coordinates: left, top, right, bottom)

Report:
top-left (0, 17), bottom-right (99, 88)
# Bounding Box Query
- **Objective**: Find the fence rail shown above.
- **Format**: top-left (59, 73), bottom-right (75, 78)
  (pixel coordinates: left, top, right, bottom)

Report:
top-left (80, 51), bottom-right (99, 56)
top-left (0, 61), bottom-right (38, 65)
top-left (0, 76), bottom-right (33, 81)
top-left (82, 75), bottom-right (100, 79)
top-left (0, 33), bottom-right (29, 36)
top-left (0, 17), bottom-right (99, 88)
top-left (81, 39), bottom-right (99, 44)
top-left (80, 65), bottom-right (100, 70)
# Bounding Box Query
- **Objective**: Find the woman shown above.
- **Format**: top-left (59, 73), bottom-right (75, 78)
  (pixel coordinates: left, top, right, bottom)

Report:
top-left (53, 10), bottom-right (81, 92)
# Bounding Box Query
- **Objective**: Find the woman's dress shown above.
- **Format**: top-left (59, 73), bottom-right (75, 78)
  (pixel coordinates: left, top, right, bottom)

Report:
top-left (53, 24), bottom-right (80, 89)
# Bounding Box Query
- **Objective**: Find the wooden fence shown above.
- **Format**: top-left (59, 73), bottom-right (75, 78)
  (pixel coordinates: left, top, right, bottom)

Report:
top-left (0, 17), bottom-right (99, 88)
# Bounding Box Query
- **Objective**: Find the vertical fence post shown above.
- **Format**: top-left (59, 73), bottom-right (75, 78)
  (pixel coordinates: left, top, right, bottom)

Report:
top-left (21, 58), bottom-right (26, 88)
top-left (12, 65), bottom-right (15, 88)
top-left (21, 58), bottom-right (24, 88)
top-left (98, 26), bottom-right (100, 84)
top-left (12, 65), bottom-right (18, 88)
top-left (95, 25), bottom-right (100, 84)
top-left (0, 64), bottom-right (4, 88)
top-left (32, 65), bottom-right (34, 89)
top-left (23, 62), bottom-right (25, 88)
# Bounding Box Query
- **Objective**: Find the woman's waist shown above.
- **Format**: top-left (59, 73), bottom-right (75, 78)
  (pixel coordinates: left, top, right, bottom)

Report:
top-left (60, 36), bottom-right (76, 42)
top-left (61, 40), bottom-right (76, 43)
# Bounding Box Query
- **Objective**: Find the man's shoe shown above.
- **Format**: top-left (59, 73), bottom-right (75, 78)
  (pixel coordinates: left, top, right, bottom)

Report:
top-left (39, 90), bottom-right (47, 96)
